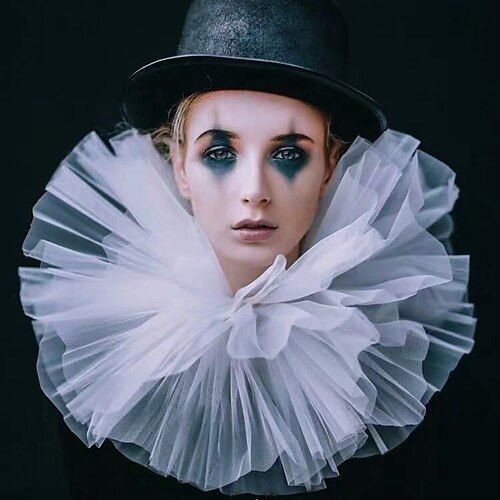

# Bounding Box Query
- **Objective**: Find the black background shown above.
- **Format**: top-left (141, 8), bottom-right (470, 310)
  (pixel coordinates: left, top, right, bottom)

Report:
top-left (4, 1), bottom-right (498, 499)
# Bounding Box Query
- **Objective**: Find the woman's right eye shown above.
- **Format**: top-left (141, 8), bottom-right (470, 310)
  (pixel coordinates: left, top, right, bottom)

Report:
top-left (203, 146), bottom-right (236, 162)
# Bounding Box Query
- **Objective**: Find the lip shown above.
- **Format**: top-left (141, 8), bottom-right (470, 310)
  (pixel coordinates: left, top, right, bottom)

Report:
top-left (232, 218), bottom-right (278, 230)
top-left (233, 227), bottom-right (277, 242)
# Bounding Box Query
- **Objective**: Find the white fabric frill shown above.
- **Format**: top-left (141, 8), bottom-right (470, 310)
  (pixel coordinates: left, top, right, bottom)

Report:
top-left (18, 127), bottom-right (476, 495)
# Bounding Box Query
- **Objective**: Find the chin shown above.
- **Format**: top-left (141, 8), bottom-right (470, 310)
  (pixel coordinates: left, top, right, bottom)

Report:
top-left (227, 242), bottom-right (284, 265)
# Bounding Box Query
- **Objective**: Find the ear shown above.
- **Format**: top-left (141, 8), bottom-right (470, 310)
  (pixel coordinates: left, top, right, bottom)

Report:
top-left (169, 143), bottom-right (191, 201)
top-left (319, 143), bottom-right (341, 198)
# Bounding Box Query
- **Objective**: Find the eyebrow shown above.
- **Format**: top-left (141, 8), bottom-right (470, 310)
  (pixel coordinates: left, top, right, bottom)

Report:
top-left (194, 129), bottom-right (315, 144)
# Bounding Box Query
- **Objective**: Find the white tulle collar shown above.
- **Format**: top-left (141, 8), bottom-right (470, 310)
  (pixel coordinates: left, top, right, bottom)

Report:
top-left (18, 126), bottom-right (475, 495)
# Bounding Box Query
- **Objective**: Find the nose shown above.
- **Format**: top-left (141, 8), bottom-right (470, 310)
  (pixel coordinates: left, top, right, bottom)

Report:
top-left (239, 155), bottom-right (272, 206)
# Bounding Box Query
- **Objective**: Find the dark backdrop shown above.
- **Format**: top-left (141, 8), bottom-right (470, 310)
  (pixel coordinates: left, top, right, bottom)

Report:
top-left (4, 1), bottom-right (498, 499)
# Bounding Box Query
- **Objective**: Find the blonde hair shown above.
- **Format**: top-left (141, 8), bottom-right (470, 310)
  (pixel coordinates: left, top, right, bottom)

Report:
top-left (150, 91), bottom-right (349, 163)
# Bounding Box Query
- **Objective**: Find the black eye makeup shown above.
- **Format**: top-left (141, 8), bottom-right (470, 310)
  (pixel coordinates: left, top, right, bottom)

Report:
top-left (201, 145), bottom-right (237, 176)
top-left (198, 129), bottom-right (312, 179)
top-left (200, 130), bottom-right (238, 175)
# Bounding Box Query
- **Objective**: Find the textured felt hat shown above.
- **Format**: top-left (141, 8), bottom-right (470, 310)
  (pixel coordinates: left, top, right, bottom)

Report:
top-left (121, 0), bottom-right (388, 141)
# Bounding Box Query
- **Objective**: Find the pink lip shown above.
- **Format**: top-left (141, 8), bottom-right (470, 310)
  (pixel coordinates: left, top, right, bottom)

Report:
top-left (233, 227), bottom-right (277, 242)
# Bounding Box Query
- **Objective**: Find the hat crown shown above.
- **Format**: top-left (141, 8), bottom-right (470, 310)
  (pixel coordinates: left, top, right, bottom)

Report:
top-left (121, 0), bottom-right (387, 142)
top-left (177, 0), bottom-right (349, 80)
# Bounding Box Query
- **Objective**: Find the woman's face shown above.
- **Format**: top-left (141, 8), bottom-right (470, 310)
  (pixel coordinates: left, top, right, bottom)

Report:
top-left (170, 90), bottom-right (337, 274)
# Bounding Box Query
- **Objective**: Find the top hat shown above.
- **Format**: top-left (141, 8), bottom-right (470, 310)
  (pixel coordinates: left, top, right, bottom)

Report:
top-left (121, 0), bottom-right (387, 142)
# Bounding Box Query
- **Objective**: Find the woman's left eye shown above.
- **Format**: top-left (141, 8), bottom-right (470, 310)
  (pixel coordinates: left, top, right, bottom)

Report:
top-left (272, 147), bottom-right (304, 161)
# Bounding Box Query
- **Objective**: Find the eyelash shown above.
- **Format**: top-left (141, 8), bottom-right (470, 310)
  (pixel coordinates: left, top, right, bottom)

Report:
top-left (202, 145), bottom-right (305, 162)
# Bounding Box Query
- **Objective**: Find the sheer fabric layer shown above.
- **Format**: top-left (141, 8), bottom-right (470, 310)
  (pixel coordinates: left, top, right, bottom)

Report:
top-left (18, 128), bottom-right (475, 495)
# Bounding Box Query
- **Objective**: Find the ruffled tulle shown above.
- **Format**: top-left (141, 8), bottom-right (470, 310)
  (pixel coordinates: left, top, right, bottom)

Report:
top-left (18, 127), bottom-right (476, 495)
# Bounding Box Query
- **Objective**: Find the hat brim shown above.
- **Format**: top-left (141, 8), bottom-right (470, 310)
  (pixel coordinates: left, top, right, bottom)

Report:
top-left (121, 54), bottom-right (387, 142)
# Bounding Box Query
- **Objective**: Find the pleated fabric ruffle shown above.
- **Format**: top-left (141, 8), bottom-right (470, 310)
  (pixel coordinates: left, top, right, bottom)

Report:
top-left (18, 127), bottom-right (476, 495)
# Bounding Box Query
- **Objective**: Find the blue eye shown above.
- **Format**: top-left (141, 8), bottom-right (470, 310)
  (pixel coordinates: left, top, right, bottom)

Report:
top-left (203, 146), bottom-right (236, 162)
top-left (272, 147), bottom-right (304, 162)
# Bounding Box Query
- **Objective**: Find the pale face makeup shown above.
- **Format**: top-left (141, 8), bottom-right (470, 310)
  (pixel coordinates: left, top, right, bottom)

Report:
top-left (170, 90), bottom-right (338, 295)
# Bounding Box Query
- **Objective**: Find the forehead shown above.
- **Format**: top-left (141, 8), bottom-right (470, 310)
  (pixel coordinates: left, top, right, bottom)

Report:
top-left (185, 90), bottom-right (326, 140)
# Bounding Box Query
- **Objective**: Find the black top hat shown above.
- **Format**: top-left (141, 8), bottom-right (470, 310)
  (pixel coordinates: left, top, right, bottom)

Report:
top-left (121, 0), bottom-right (387, 142)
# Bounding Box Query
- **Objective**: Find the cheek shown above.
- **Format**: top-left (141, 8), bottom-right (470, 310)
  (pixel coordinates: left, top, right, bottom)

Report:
top-left (285, 169), bottom-right (323, 223)
top-left (191, 183), bottom-right (220, 218)
top-left (273, 186), bottom-right (321, 250)
top-left (186, 162), bottom-right (219, 207)
top-left (291, 191), bottom-right (320, 231)
top-left (188, 173), bottom-right (230, 236)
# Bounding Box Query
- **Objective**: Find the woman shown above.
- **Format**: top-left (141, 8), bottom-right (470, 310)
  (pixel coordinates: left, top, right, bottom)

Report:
top-left (18, 0), bottom-right (476, 497)
top-left (154, 89), bottom-right (344, 295)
